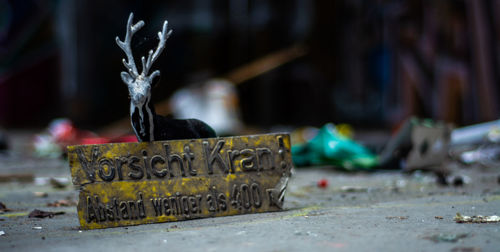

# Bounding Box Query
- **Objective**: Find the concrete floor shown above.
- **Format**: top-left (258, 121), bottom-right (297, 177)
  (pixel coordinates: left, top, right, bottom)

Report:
top-left (1, 131), bottom-right (500, 251)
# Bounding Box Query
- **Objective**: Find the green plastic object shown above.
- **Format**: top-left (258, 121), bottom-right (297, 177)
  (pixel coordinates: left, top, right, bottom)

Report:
top-left (292, 123), bottom-right (378, 170)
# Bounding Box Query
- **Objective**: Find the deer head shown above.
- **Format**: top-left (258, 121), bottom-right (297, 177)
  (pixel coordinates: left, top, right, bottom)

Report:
top-left (116, 12), bottom-right (172, 110)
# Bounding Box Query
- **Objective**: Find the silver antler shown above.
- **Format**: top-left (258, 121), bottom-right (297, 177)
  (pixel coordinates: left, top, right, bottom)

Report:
top-left (115, 12), bottom-right (172, 83)
top-left (115, 13), bottom-right (144, 79)
top-left (140, 18), bottom-right (172, 80)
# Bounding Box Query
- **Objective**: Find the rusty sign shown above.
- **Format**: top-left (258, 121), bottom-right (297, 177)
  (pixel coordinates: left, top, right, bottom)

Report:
top-left (67, 134), bottom-right (292, 229)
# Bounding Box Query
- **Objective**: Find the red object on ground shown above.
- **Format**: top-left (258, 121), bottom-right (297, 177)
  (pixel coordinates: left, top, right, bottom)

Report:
top-left (317, 179), bottom-right (329, 188)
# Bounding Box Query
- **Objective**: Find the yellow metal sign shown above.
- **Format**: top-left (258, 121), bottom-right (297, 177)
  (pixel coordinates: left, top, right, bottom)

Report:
top-left (68, 134), bottom-right (292, 229)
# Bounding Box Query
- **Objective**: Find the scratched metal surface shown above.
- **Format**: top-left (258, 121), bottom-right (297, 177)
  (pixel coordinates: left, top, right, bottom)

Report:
top-left (1, 131), bottom-right (500, 251)
top-left (67, 134), bottom-right (292, 229)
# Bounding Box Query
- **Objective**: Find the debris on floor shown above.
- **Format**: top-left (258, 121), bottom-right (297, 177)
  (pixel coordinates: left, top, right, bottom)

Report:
top-left (454, 213), bottom-right (500, 223)
top-left (317, 179), bottom-right (329, 189)
top-left (0, 230), bottom-right (5, 236)
top-left (385, 216), bottom-right (408, 220)
top-left (403, 119), bottom-right (451, 172)
top-left (49, 178), bottom-right (67, 189)
top-left (28, 209), bottom-right (65, 218)
top-left (378, 117), bottom-right (460, 186)
top-left (32, 226), bottom-right (43, 230)
top-left (340, 186), bottom-right (368, 193)
top-left (47, 199), bottom-right (76, 207)
top-left (34, 177), bottom-right (69, 187)
top-left (0, 202), bottom-right (12, 213)
top-left (450, 247), bottom-right (482, 252)
top-left (423, 233), bottom-right (470, 243)
top-left (292, 123), bottom-right (377, 170)
top-left (0, 173), bottom-right (34, 183)
top-left (34, 192), bottom-right (49, 198)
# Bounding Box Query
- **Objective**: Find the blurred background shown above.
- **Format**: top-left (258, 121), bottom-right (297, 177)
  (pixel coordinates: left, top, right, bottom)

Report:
top-left (1, 0), bottom-right (500, 132)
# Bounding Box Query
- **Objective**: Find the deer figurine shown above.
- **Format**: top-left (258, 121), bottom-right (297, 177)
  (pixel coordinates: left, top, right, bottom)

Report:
top-left (116, 13), bottom-right (216, 142)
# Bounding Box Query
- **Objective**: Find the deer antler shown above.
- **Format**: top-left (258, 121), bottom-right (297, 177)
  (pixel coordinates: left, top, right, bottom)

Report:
top-left (141, 20), bottom-right (172, 80)
top-left (116, 12), bottom-right (172, 84)
top-left (115, 13), bottom-right (145, 80)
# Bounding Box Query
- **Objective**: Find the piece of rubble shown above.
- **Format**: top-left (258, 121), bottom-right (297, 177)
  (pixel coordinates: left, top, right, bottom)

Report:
top-left (47, 199), bottom-right (76, 207)
top-left (50, 178), bottom-right (67, 189)
top-left (340, 186), bottom-right (368, 192)
top-left (454, 212), bottom-right (500, 223)
top-left (386, 216), bottom-right (408, 220)
top-left (0, 202), bottom-right (12, 213)
top-left (28, 209), bottom-right (65, 218)
top-left (0, 174), bottom-right (34, 183)
top-left (317, 179), bottom-right (329, 189)
top-left (34, 192), bottom-right (49, 198)
top-left (451, 247), bottom-right (482, 252)
top-left (424, 233), bottom-right (469, 243)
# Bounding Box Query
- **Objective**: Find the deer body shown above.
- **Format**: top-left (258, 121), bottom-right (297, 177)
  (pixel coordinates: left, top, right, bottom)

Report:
top-left (117, 13), bottom-right (216, 142)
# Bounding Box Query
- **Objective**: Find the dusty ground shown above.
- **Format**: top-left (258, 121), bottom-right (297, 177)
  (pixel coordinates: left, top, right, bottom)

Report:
top-left (0, 131), bottom-right (499, 251)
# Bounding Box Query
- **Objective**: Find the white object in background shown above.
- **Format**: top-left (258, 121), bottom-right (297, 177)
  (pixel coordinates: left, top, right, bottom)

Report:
top-left (171, 79), bottom-right (242, 135)
top-left (451, 119), bottom-right (500, 146)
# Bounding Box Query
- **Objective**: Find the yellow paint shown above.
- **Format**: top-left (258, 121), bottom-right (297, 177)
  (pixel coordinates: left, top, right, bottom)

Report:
top-left (68, 133), bottom-right (292, 229)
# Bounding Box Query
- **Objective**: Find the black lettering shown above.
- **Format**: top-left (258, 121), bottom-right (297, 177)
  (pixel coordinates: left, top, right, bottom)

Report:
top-left (120, 201), bottom-right (129, 219)
top-left (207, 194), bottom-right (216, 212)
top-left (165, 144), bottom-right (186, 177)
top-left (241, 184), bottom-right (251, 209)
top-left (175, 192), bottom-right (182, 214)
top-left (163, 198), bottom-right (171, 216)
top-left (218, 193), bottom-right (227, 211)
top-left (228, 150), bottom-right (240, 173)
top-left (137, 193), bottom-right (146, 219)
top-left (196, 195), bottom-right (203, 214)
top-left (181, 196), bottom-right (190, 216)
top-left (142, 150), bottom-right (151, 179)
top-left (76, 146), bottom-right (100, 182)
top-left (231, 184), bottom-right (241, 209)
top-left (127, 156), bottom-right (144, 180)
top-left (183, 145), bottom-right (197, 176)
top-left (189, 196), bottom-right (198, 214)
top-left (277, 136), bottom-right (288, 169)
top-left (106, 205), bottom-right (115, 221)
top-left (257, 148), bottom-right (274, 170)
top-left (203, 140), bottom-right (228, 174)
top-left (240, 149), bottom-right (256, 171)
top-left (86, 196), bottom-right (97, 223)
top-left (115, 157), bottom-right (127, 180)
top-left (98, 158), bottom-right (115, 181)
top-left (114, 198), bottom-right (120, 220)
top-left (128, 201), bottom-right (137, 220)
top-left (151, 198), bottom-right (162, 216)
top-left (251, 183), bottom-right (262, 208)
top-left (95, 196), bottom-right (106, 222)
top-left (151, 155), bottom-right (167, 178)
top-left (169, 196), bottom-right (178, 215)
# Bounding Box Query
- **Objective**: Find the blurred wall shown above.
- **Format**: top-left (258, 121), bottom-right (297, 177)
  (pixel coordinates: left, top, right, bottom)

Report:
top-left (1, 0), bottom-right (499, 129)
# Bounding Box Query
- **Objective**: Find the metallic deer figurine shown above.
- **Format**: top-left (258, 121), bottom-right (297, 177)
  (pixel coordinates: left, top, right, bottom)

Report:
top-left (116, 13), bottom-right (216, 142)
